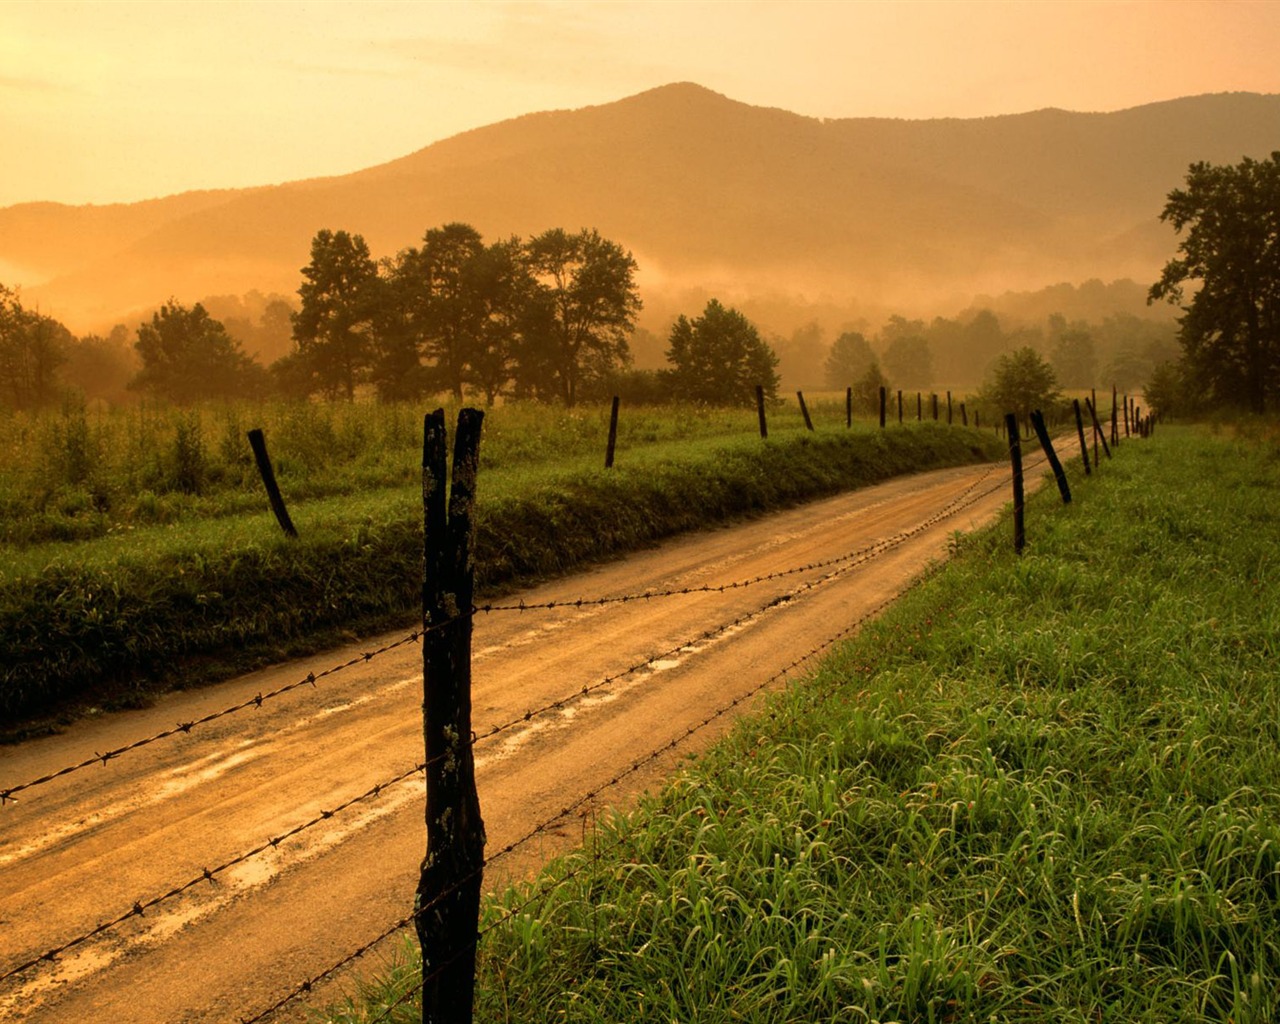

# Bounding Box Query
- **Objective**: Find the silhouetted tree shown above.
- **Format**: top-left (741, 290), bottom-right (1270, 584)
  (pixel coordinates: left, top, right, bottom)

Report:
top-left (294, 229), bottom-right (382, 401)
top-left (523, 228), bottom-right (641, 406)
top-left (880, 317), bottom-right (933, 389)
top-left (665, 299), bottom-right (779, 406)
top-left (983, 346), bottom-right (1061, 421)
top-left (1048, 314), bottom-right (1097, 388)
top-left (131, 300), bottom-right (262, 403)
top-left (0, 285), bottom-right (69, 410)
top-left (852, 361), bottom-right (891, 416)
top-left (1149, 152), bottom-right (1280, 413)
top-left (823, 330), bottom-right (875, 388)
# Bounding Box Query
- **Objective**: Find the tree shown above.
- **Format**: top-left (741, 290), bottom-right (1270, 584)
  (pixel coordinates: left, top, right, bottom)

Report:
top-left (293, 229), bottom-right (382, 401)
top-left (983, 346), bottom-right (1061, 421)
top-left (0, 285), bottom-right (69, 410)
top-left (665, 299), bottom-right (780, 407)
top-left (1047, 314), bottom-right (1097, 388)
top-left (523, 228), bottom-right (641, 406)
top-left (466, 237), bottom-right (528, 406)
top-left (879, 317), bottom-right (933, 390)
top-left (852, 361), bottom-right (890, 417)
top-left (1149, 152), bottom-right (1280, 413)
top-left (131, 300), bottom-right (262, 403)
top-left (823, 330), bottom-right (876, 388)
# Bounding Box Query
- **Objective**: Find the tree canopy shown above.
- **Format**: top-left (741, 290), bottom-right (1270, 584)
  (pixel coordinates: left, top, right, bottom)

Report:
top-left (0, 284), bottom-right (70, 411)
top-left (823, 330), bottom-right (875, 389)
top-left (131, 300), bottom-right (262, 403)
top-left (983, 346), bottom-right (1061, 421)
top-left (1149, 152), bottom-right (1280, 413)
top-left (665, 299), bottom-right (779, 407)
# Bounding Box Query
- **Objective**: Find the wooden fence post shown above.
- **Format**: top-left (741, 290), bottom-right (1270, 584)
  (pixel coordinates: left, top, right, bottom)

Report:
top-left (1110, 384), bottom-right (1119, 446)
top-left (897, 389), bottom-right (903, 424)
top-left (917, 392), bottom-right (922, 421)
top-left (417, 408), bottom-right (486, 1024)
top-left (846, 386), bottom-right (852, 428)
top-left (1073, 399), bottom-right (1092, 476)
top-left (797, 391), bottom-right (815, 431)
top-left (1085, 397), bottom-right (1112, 459)
top-left (1031, 409), bottom-right (1071, 504)
top-left (932, 393), bottom-right (939, 421)
top-left (878, 386), bottom-right (886, 428)
top-left (1124, 394), bottom-right (1131, 438)
top-left (946, 390), bottom-right (953, 424)
top-left (604, 395), bottom-right (620, 469)
top-left (756, 385), bottom-right (768, 439)
top-left (247, 428), bottom-right (298, 538)
top-left (1005, 412), bottom-right (1025, 554)
top-left (960, 402), bottom-right (968, 427)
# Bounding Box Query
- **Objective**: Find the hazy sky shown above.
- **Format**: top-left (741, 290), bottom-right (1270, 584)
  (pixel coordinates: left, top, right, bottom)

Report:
top-left (3, 0), bottom-right (1279, 208)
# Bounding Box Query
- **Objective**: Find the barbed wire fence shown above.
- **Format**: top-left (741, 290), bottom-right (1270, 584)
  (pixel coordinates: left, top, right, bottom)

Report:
top-left (0, 402), bottom-right (1109, 1023)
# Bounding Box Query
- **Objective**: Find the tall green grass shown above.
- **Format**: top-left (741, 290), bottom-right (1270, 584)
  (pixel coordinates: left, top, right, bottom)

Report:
top-left (327, 426), bottom-right (1280, 1023)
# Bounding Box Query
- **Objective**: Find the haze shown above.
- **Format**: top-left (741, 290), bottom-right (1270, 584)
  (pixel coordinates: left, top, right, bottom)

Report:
top-left (3, 0), bottom-right (1279, 209)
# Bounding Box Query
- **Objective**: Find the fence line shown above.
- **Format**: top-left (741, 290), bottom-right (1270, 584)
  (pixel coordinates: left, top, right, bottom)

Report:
top-left (1, 426), bottom-right (1088, 1015)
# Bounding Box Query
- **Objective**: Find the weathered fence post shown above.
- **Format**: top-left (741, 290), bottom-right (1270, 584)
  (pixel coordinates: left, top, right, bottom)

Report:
top-left (1124, 394), bottom-right (1131, 438)
top-left (1005, 412), bottom-right (1025, 554)
top-left (1073, 398), bottom-right (1092, 475)
top-left (1110, 384), bottom-right (1119, 447)
top-left (1030, 409), bottom-right (1071, 504)
top-left (604, 395), bottom-right (620, 469)
top-left (1085, 397), bottom-right (1112, 459)
top-left (946, 391), bottom-right (953, 424)
top-left (756, 385), bottom-right (768, 439)
top-left (846, 386), bottom-right (852, 428)
top-left (960, 402), bottom-right (968, 427)
top-left (897, 389), bottom-right (903, 424)
top-left (932, 393), bottom-right (939, 421)
top-left (247, 428), bottom-right (298, 538)
top-left (878, 386), bottom-right (886, 428)
top-left (797, 391), bottom-right (815, 431)
top-left (417, 408), bottom-right (486, 1024)
top-left (917, 392), bottom-right (922, 421)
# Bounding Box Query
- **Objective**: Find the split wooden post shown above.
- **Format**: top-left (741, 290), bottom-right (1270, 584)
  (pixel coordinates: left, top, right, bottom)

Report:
top-left (417, 408), bottom-right (486, 1024)
top-left (878, 386), bottom-right (886, 428)
top-left (797, 391), bottom-right (815, 431)
top-left (1031, 409), bottom-right (1071, 504)
top-left (247, 428), bottom-right (298, 538)
top-left (1005, 412), bottom-right (1025, 554)
top-left (1073, 398), bottom-right (1092, 475)
top-left (756, 385), bottom-right (768, 439)
top-left (604, 395), bottom-right (620, 469)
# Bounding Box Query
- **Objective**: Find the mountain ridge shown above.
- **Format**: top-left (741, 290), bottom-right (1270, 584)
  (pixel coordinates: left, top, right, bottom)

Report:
top-left (3, 83), bottom-right (1278, 331)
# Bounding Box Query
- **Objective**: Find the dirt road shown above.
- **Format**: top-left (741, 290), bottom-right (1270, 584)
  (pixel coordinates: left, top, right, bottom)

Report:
top-left (0, 455), bottom-right (1046, 1023)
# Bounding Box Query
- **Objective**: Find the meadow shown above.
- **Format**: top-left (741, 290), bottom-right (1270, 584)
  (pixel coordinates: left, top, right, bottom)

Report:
top-left (0, 396), bottom-right (1003, 730)
top-left (328, 424), bottom-right (1280, 1023)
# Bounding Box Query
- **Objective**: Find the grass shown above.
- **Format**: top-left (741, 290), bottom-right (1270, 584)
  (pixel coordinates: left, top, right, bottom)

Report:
top-left (0, 397), bottom-right (1002, 728)
top-left (324, 424), bottom-right (1280, 1023)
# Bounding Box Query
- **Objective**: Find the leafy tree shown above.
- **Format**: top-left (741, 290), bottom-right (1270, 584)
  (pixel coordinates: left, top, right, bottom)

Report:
top-left (467, 237), bottom-right (528, 406)
top-left (665, 299), bottom-right (780, 407)
top-left (852, 361), bottom-right (891, 416)
top-left (1047, 314), bottom-right (1097, 388)
top-left (880, 321), bottom-right (933, 390)
top-left (523, 228), bottom-right (641, 406)
top-left (63, 326), bottom-right (137, 404)
top-left (0, 285), bottom-right (69, 410)
top-left (823, 330), bottom-right (875, 388)
top-left (131, 300), bottom-right (263, 403)
top-left (1149, 152), bottom-right (1280, 413)
top-left (983, 346), bottom-right (1061, 421)
top-left (293, 229), bottom-right (382, 401)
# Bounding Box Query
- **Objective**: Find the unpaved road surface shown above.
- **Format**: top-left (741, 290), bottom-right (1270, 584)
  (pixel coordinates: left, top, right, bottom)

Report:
top-left (1, 456), bottom-right (1047, 1023)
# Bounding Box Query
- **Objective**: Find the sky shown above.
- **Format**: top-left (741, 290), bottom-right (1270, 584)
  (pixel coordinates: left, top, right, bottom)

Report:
top-left (2, 0), bottom-right (1279, 209)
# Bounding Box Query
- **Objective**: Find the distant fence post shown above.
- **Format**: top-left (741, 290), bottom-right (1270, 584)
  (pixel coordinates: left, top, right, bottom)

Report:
top-left (797, 391), bottom-right (815, 431)
top-left (1005, 412), bottom-right (1025, 554)
top-left (932, 393), bottom-right (939, 421)
top-left (960, 402), bottom-right (968, 427)
top-left (1124, 394), bottom-right (1131, 438)
top-left (756, 385), bottom-right (768, 439)
top-left (946, 390), bottom-right (953, 424)
top-left (917, 392), bottom-right (922, 421)
top-left (1110, 385), bottom-right (1119, 447)
top-left (897, 389), bottom-right (903, 424)
top-left (1086, 397), bottom-right (1112, 459)
top-left (974, 409), bottom-right (980, 430)
top-left (1073, 399), bottom-right (1092, 475)
top-left (417, 408), bottom-right (486, 1024)
top-left (845, 386), bottom-right (852, 428)
top-left (878, 386), bottom-right (886, 428)
top-left (604, 395), bottom-right (620, 469)
top-left (1031, 409), bottom-right (1071, 504)
top-left (247, 428), bottom-right (298, 538)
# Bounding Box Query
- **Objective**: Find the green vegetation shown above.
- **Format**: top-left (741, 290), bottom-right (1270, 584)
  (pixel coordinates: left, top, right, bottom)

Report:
top-left (0, 398), bottom-right (1000, 726)
top-left (328, 426), bottom-right (1280, 1022)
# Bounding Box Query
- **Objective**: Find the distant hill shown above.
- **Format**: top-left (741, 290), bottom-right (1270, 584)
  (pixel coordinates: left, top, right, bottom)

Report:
top-left (3, 83), bottom-right (1278, 332)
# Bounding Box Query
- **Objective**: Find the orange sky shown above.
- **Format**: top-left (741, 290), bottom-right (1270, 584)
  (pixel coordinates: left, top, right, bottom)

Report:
top-left (3, 0), bottom-right (1279, 208)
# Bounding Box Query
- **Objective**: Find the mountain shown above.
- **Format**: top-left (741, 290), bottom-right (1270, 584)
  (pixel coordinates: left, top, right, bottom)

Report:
top-left (3, 83), bottom-right (1278, 332)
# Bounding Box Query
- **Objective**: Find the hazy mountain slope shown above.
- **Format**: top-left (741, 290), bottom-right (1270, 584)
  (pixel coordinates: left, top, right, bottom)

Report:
top-left (5, 83), bottom-right (1278, 330)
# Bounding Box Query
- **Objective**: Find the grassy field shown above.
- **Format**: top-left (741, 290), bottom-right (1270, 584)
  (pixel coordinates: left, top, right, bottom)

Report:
top-left (326, 424), bottom-right (1280, 1023)
top-left (0, 397), bottom-right (1003, 730)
